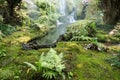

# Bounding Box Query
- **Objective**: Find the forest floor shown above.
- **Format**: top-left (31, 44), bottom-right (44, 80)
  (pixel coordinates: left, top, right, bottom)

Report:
top-left (0, 20), bottom-right (120, 80)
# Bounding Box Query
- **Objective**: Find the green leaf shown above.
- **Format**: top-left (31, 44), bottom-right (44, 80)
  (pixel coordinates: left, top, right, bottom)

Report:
top-left (24, 62), bottom-right (37, 71)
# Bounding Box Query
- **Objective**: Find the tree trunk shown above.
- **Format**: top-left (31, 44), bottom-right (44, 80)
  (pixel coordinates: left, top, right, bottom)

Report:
top-left (3, 0), bottom-right (22, 25)
top-left (99, 0), bottom-right (120, 25)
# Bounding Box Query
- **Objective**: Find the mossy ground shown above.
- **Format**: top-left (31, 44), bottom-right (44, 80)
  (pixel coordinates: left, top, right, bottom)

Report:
top-left (0, 21), bottom-right (120, 80)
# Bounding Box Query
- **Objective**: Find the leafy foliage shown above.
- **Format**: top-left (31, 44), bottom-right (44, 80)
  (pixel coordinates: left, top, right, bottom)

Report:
top-left (86, 22), bottom-right (97, 37)
top-left (24, 62), bottom-right (37, 71)
top-left (0, 0), bottom-right (5, 7)
top-left (34, 0), bottom-right (59, 26)
top-left (0, 0), bottom-right (22, 25)
top-left (65, 20), bottom-right (105, 51)
top-left (0, 49), bottom-right (6, 58)
top-left (66, 21), bottom-right (97, 42)
top-left (0, 24), bottom-right (15, 36)
top-left (111, 57), bottom-right (120, 68)
top-left (67, 71), bottom-right (73, 79)
top-left (42, 70), bottom-right (58, 79)
top-left (24, 48), bottom-right (65, 80)
top-left (107, 52), bottom-right (120, 68)
top-left (0, 69), bottom-right (14, 80)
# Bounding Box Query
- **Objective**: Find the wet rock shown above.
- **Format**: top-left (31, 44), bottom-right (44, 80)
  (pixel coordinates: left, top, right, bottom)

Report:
top-left (84, 43), bottom-right (108, 52)
top-left (22, 38), bottom-right (58, 50)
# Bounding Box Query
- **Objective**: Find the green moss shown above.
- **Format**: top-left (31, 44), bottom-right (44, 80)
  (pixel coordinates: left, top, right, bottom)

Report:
top-left (108, 35), bottom-right (120, 44)
top-left (0, 69), bottom-right (15, 80)
top-left (57, 42), bottom-right (82, 53)
top-left (56, 42), bottom-right (120, 80)
top-left (108, 45), bottom-right (120, 53)
top-left (96, 33), bottom-right (108, 42)
top-left (72, 50), bottom-right (120, 80)
top-left (0, 23), bottom-right (120, 80)
top-left (0, 40), bottom-right (120, 80)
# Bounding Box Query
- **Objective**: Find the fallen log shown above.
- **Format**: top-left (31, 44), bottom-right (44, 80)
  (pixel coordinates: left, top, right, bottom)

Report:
top-left (21, 34), bottom-right (65, 50)
top-left (22, 42), bottom-right (56, 50)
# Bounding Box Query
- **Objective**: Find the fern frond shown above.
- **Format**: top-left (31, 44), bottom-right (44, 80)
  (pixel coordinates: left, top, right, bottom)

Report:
top-left (59, 53), bottom-right (63, 59)
top-left (39, 52), bottom-right (45, 62)
top-left (56, 65), bottom-right (65, 73)
top-left (42, 70), bottom-right (58, 79)
top-left (35, 62), bottom-right (42, 71)
top-left (24, 62), bottom-right (37, 71)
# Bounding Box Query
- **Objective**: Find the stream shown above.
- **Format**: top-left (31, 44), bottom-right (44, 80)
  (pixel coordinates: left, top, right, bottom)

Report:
top-left (26, 0), bottom-right (76, 46)
top-left (38, 0), bottom-right (76, 45)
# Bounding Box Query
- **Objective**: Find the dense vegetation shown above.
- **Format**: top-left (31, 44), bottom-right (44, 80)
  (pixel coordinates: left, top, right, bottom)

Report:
top-left (0, 0), bottom-right (120, 80)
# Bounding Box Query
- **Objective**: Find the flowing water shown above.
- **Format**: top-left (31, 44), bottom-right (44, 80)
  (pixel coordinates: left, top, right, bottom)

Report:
top-left (59, 0), bottom-right (66, 16)
top-left (58, 0), bottom-right (76, 24)
top-left (35, 24), bottom-right (67, 45)
top-left (25, 0), bottom-right (76, 45)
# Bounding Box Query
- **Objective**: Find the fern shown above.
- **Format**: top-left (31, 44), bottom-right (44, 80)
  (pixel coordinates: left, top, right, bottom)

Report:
top-left (66, 21), bottom-right (97, 42)
top-left (24, 48), bottom-right (65, 80)
top-left (39, 48), bottom-right (65, 71)
top-left (24, 62), bottom-right (37, 71)
top-left (42, 70), bottom-right (58, 79)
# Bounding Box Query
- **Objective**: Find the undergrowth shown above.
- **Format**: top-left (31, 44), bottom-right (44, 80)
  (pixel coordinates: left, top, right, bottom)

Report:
top-left (24, 48), bottom-right (66, 80)
top-left (0, 24), bottom-right (15, 36)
